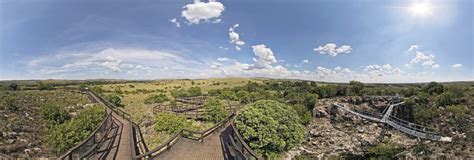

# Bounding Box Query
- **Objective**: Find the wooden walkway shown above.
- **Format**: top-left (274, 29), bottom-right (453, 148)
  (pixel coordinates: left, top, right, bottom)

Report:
top-left (152, 130), bottom-right (225, 160)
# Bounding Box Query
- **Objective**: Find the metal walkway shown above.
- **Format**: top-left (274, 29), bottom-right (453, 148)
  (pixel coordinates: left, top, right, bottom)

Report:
top-left (333, 100), bottom-right (452, 142)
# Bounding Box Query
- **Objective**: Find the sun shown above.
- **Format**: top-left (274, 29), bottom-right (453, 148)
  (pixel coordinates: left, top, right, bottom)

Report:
top-left (410, 2), bottom-right (433, 16)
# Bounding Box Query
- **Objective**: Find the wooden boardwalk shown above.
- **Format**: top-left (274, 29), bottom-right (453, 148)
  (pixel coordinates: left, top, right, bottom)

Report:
top-left (152, 131), bottom-right (225, 160)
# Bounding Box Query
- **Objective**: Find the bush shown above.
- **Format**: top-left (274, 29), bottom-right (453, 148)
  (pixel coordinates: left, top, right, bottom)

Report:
top-left (436, 92), bottom-right (456, 106)
top-left (414, 105), bottom-right (439, 125)
top-left (349, 80), bottom-right (364, 96)
top-left (171, 89), bottom-right (190, 98)
top-left (188, 86), bottom-right (202, 97)
top-left (41, 104), bottom-right (70, 125)
top-left (423, 81), bottom-right (444, 95)
top-left (37, 81), bottom-right (53, 90)
top-left (293, 104), bottom-right (312, 125)
top-left (154, 112), bottom-right (192, 134)
top-left (105, 93), bottom-right (122, 107)
top-left (45, 105), bottom-right (105, 154)
top-left (144, 94), bottom-right (169, 104)
top-left (9, 83), bottom-right (18, 91)
top-left (235, 100), bottom-right (304, 158)
top-left (445, 105), bottom-right (469, 118)
top-left (367, 140), bottom-right (402, 159)
top-left (203, 98), bottom-right (227, 123)
top-left (3, 94), bottom-right (17, 111)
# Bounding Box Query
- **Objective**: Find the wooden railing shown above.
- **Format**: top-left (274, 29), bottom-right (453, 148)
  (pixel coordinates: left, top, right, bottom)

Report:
top-left (227, 122), bottom-right (263, 160)
top-left (59, 112), bottom-right (113, 160)
top-left (134, 113), bottom-right (235, 159)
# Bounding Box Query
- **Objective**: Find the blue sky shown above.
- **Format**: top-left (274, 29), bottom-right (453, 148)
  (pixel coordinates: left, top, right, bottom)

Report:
top-left (0, 0), bottom-right (472, 82)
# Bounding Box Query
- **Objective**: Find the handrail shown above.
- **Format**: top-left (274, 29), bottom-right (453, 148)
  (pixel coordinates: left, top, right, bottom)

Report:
top-left (134, 113), bottom-right (235, 159)
top-left (229, 122), bottom-right (263, 160)
top-left (59, 112), bottom-right (112, 159)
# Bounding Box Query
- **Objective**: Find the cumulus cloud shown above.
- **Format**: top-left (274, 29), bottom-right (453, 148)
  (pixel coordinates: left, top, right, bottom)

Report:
top-left (181, 0), bottom-right (225, 24)
top-left (250, 44), bottom-right (277, 69)
top-left (314, 43), bottom-right (352, 56)
top-left (364, 64), bottom-right (403, 77)
top-left (228, 24), bottom-right (245, 50)
top-left (170, 18), bottom-right (181, 28)
top-left (452, 64), bottom-right (462, 68)
top-left (410, 51), bottom-right (439, 69)
top-left (100, 56), bottom-right (122, 72)
top-left (303, 59), bottom-right (309, 63)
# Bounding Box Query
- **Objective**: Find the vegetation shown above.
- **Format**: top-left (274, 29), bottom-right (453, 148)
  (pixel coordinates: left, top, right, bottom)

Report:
top-left (144, 94), bottom-right (169, 104)
top-left (3, 93), bottom-right (17, 111)
top-left (235, 100), bottom-right (305, 158)
top-left (367, 140), bottom-right (402, 159)
top-left (203, 98), bottom-right (227, 123)
top-left (154, 112), bottom-right (192, 134)
top-left (105, 93), bottom-right (122, 107)
top-left (45, 105), bottom-right (106, 154)
top-left (37, 81), bottom-right (53, 90)
top-left (41, 103), bottom-right (70, 126)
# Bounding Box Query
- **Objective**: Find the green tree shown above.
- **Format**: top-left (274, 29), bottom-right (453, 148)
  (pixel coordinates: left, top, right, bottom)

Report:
top-left (203, 98), bottom-right (227, 123)
top-left (423, 81), bottom-right (444, 95)
top-left (235, 100), bottom-right (304, 158)
top-left (37, 81), bottom-right (53, 90)
top-left (349, 80), bottom-right (364, 96)
top-left (154, 112), bottom-right (192, 134)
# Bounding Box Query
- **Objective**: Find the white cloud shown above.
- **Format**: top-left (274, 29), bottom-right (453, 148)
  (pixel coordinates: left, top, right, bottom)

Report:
top-left (100, 56), bottom-right (122, 72)
top-left (250, 44), bottom-right (277, 69)
top-left (407, 45), bottom-right (418, 52)
top-left (170, 18), bottom-right (181, 28)
top-left (410, 51), bottom-right (439, 69)
top-left (452, 64), bottom-right (462, 68)
top-left (303, 59), bottom-right (309, 63)
top-left (314, 43), bottom-right (352, 56)
top-left (228, 24), bottom-right (245, 50)
top-left (364, 64), bottom-right (403, 77)
top-left (181, 1), bottom-right (225, 24)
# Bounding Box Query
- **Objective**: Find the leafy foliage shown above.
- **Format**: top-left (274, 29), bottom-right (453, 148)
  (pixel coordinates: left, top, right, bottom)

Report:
top-left (41, 103), bottom-right (70, 125)
top-left (188, 86), bottom-right (202, 97)
top-left (45, 105), bottom-right (105, 154)
top-left (37, 81), bottom-right (53, 90)
top-left (203, 98), bottom-right (227, 123)
top-left (171, 89), bottom-right (190, 98)
top-left (235, 100), bottom-right (304, 158)
top-left (423, 81), bottom-right (444, 95)
top-left (367, 140), bottom-right (402, 159)
top-left (3, 93), bottom-right (17, 111)
top-left (349, 80), bottom-right (364, 96)
top-left (8, 83), bottom-right (18, 91)
top-left (154, 112), bottom-right (192, 134)
top-left (293, 104), bottom-right (312, 125)
top-left (144, 94), bottom-right (169, 104)
top-left (105, 93), bottom-right (122, 107)
top-left (436, 92), bottom-right (457, 106)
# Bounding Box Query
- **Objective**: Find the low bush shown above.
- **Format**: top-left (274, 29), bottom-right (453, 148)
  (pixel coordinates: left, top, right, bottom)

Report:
top-left (293, 104), bottom-right (312, 125)
top-left (154, 112), bottom-right (192, 134)
top-left (41, 103), bottom-right (70, 125)
top-left (45, 105), bottom-right (105, 154)
top-left (3, 93), bottom-right (17, 111)
top-left (436, 92), bottom-right (457, 106)
top-left (144, 94), bottom-right (169, 104)
top-left (105, 93), bottom-right (122, 107)
top-left (367, 140), bottom-right (402, 159)
top-left (203, 98), bottom-right (227, 123)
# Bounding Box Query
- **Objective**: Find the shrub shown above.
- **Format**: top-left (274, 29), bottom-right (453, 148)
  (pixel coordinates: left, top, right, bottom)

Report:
top-left (445, 105), bottom-right (469, 118)
top-left (144, 94), bottom-right (169, 104)
top-left (203, 98), bottom-right (227, 123)
top-left (414, 105), bottom-right (439, 125)
top-left (349, 80), bottom-right (364, 96)
top-left (188, 86), bottom-right (202, 97)
top-left (45, 105), bottom-right (105, 154)
top-left (436, 92), bottom-right (456, 106)
top-left (154, 112), bottom-right (192, 134)
top-left (235, 100), bottom-right (304, 158)
top-left (37, 81), bottom-right (53, 90)
top-left (293, 104), bottom-right (312, 125)
top-left (9, 83), bottom-right (18, 91)
top-left (105, 93), bottom-right (122, 107)
top-left (423, 81), bottom-right (444, 95)
top-left (3, 94), bottom-right (17, 111)
top-left (171, 89), bottom-right (190, 98)
top-left (367, 140), bottom-right (402, 159)
top-left (41, 103), bottom-right (70, 125)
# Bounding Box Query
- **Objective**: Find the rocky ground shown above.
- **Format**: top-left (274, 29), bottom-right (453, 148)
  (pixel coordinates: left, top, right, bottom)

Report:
top-left (0, 90), bottom-right (90, 159)
top-left (286, 96), bottom-right (473, 159)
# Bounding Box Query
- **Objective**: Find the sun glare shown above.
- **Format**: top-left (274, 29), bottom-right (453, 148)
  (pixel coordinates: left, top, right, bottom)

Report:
top-left (410, 2), bottom-right (433, 16)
